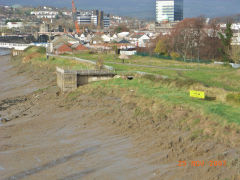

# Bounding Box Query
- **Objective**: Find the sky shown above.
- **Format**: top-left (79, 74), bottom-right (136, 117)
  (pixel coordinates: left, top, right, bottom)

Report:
top-left (0, 0), bottom-right (239, 20)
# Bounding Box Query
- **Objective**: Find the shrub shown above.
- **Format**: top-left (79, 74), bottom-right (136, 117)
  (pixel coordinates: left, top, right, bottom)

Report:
top-left (96, 56), bottom-right (104, 70)
top-left (24, 46), bottom-right (34, 52)
top-left (37, 47), bottom-right (46, 54)
top-left (170, 52), bottom-right (181, 60)
top-left (154, 39), bottom-right (168, 55)
top-left (226, 93), bottom-right (240, 104)
top-left (89, 51), bottom-right (97, 54)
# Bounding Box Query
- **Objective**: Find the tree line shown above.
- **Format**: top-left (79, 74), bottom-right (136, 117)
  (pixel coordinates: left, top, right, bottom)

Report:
top-left (144, 17), bottom-right (240, 63)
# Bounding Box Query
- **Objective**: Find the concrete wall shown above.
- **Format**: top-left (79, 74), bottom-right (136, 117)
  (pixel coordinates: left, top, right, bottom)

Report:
top-left (56, 67), bottom-right (115, 92)
top-left (12, 49), bottom-right (24, 57)
top-left (77, 75), bottom-right (114, 86)
top-left (56, 67), bottom-right (77, 92)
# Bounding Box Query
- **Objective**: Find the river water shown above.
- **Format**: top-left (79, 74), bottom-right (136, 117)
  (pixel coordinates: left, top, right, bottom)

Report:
top-left (0, 48), bottom-right (10, 56)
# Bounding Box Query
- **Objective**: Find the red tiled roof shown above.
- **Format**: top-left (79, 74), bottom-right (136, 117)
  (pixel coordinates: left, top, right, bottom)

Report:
top-left (56, 44), bottom-right (72, 53)
top-left (75, 44), bottom-right (88, 51)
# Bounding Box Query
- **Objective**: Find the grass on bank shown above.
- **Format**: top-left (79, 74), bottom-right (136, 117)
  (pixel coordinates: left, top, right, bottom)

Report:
top-left (65, 51), bottom-right (240, 92)
top-left (22, 46), bottom-right (94, 71)
top-left (21, 47), bottom-right (240, 128)
top-left (88, 77), bottom-right (240, 126)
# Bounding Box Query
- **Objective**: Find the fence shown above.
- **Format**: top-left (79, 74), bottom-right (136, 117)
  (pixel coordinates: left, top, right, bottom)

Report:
top-left (136, 52), bottom-right (213, 64)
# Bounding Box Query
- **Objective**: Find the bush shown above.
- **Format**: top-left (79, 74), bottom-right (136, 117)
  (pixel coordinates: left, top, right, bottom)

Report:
top-left (170, 52), bottom-right (181, 60)
top-left (89, 51), bottom-right (97, 54)
top-left (23, 46), bottom-right (35, 52)
top-left (37, 47), bottom-right (46, 54)
top-left (226, 93), bottom-right (240, 104)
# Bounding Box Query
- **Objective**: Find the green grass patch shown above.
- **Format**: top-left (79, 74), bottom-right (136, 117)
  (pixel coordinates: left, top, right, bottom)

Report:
top-left (91, 78), bottom-right (240, 125)
top-left (65, 51), bottom-right (240, 92)
top-left (23, 46), bottom-right (94, 70)
top-left (226, 93), bottom-right (240, 104)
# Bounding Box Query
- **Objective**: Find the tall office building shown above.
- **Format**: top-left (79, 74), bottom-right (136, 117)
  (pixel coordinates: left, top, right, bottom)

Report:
top-left (76, 10), bottom-right (110, 28)
top-left (156, 0), bottom-right (183, 23)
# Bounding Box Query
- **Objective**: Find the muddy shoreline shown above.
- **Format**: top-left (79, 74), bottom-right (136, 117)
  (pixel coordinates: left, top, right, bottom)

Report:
top-left (0, 55), bottom-right (239, 180)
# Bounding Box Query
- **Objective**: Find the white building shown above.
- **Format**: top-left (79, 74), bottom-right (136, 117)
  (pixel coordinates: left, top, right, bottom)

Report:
top-left (101, 34), bottom-right (111, 43)
top-left (62, 11), bottom-right (72, 16)
top-left (129, 33), bottom-right (150, 47)
top-left (31, 11), bottom-right (59, 19)
top-left (220, 23), bottom-right (240, 31)
top-left (7, 22), bottom-right (23, 29)
top-left (156, 0), bottom-right (183, 23)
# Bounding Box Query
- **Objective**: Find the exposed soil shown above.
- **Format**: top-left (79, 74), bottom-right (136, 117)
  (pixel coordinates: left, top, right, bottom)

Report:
top-left (0, 55), bottom-right (240, 180)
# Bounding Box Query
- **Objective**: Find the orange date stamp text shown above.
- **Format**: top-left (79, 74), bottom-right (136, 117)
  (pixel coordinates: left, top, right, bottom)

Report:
top-left (178, 160), bottom-right (226, 167)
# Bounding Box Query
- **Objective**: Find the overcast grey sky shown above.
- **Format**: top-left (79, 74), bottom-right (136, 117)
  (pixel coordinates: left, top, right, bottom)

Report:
top-left (0, 0), bottom-right (239, 19)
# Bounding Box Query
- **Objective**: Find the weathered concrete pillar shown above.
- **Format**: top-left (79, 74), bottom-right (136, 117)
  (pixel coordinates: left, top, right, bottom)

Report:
top-left (63, 72), bottom-right (77, 92)
top-left (56, 67), bottom-right (77, 92)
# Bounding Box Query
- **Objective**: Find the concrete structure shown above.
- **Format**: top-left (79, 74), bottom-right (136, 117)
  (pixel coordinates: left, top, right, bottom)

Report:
top-left (11, 49), bottom-right (24, 56)
top-left (156, 0), bottom-right (183, 23)
top-left (56, 67), bottom-right (116, 92)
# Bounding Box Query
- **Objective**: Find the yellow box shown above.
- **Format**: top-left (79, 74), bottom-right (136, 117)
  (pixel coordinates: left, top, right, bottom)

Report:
top-left (190, 90), bottom-right (205, 99)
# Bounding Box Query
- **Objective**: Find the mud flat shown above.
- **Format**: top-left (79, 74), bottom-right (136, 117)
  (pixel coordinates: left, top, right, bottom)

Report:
top-left (0, 55), bottom-right (43, 100)
top-left (0, 55), bottom-right (239, 180)
top-left (0, 55), bottom-right (157, 180)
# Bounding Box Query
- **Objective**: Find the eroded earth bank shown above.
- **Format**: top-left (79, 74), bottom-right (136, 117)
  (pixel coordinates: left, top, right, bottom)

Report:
top-left (0, 55), bottom-right (240, 180)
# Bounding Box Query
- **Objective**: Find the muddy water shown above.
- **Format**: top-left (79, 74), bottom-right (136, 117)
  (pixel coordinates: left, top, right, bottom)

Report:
top-left (0, 55), bottom-right (157, 179)
top-left (0, 55), bottom-right (41, 100)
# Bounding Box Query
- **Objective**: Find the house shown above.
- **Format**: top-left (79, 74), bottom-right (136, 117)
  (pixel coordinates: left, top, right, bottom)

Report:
top-left (101, 34), bottom-right (111, 43)
top-left (117, 32), bottom-right (130, 38)
top-left (79, 34), bottom-right (86, 42)
top-left (129, 33), bottom-right (150, 47)
top-left (118, 39), bottom-right (130, 44)
top-left (111, 34), bottom-right (118, 41)
top-left (71, 43), bottom-right (88, 51)
top-left (54, 43), bottom-right (72, 55)
top-left (85, 34), bottom-right (92, 43)
top-left (92, 35), bottom-right (104, 44)
top-left (52, 34), bottom-right (79, 47)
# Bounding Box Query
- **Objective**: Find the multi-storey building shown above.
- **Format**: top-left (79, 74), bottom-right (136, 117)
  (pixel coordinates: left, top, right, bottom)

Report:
top-left (76, 10), bottom-right (110, 28)
top-left (156, 0), bottom-right (183, 23)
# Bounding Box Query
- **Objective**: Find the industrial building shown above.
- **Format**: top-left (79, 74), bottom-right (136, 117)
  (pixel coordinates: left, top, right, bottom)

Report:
top-left (156, 0), bottom-right (183, 23)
